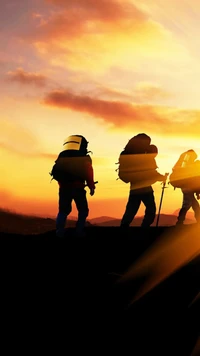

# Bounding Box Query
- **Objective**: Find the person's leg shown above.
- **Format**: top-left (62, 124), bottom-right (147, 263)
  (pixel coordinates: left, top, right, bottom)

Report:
top-left (120, 190), bottom-right (141, 227)
top-left (56, 187), bottom-right (72, 237)
top-left (141, 191), bottom-right (156, 227)
top-left (74, 188), bottom-right (89, 236)
top-left (191, 194), bottom-right (200, 223)
top-left (176, 192), bottom-right (191, 225)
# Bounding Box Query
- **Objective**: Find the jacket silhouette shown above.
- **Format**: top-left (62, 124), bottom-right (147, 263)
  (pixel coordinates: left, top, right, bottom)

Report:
top-left (171, 150), bottom-right (200, 225)
top-left (55, 135), bottom-right (95, 237)
top-left (120, 139), bottom-right (167, 228)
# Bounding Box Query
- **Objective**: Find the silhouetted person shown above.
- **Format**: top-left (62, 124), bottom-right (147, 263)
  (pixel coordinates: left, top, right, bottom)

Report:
top-left (51, 135), bottom-right (96, 237)
top-left (120, 139), bottom-right (168, 228)
top-left (170, 150), bottom-right (200, 225)
top-left (177, 190), bottom-right (200, 225)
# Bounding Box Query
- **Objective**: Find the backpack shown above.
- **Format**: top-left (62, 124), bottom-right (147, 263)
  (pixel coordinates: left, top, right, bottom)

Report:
top-left (49, 135), bottom-right (91, 183)
top-left (116, 134), bottom-right (152, 183)
top-left (123, 133), bottom-right (151, 154)
top-left (169, 150), bottom-right (198, 189)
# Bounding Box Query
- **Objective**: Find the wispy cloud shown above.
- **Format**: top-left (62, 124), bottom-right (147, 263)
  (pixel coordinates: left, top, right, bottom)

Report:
top-left (18, 0), bottom-right (181, 75)
top-left (43, 89), bottom-right (200, 136)
top-left (0, 0), bottom-right (188, 79)
top-left (90, 83), bottom-right (172, 103)
top-left (6, 68), bottom-right (48, 87)
top-left (89, 85), bottom-right (133, 101)
top-left (134, 82), bottom-right (172, 102)
top-left (38, 0), bottom-right (147, 39)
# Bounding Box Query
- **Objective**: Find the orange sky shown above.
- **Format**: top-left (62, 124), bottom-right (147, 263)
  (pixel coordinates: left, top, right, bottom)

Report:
top-left (1, 0), bottom-right (200, 219)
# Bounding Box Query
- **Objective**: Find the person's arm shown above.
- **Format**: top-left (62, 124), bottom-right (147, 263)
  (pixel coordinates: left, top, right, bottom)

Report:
top-left (85, 157), bottom-right (95, 195)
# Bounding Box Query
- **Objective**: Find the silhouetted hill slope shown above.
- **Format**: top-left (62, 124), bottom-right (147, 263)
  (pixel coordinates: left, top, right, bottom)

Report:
top-left (173, 209), bottom-right (196, 221)
top-left (0, 225), bottom-right (199, 355)
top-left (95, 214), bottom-right (194, 226)
top-left (91, 211), bottom-right (196, 226)
top-left (0, 208), bottom-right (92, 234)
top-left (0, 208), bottom-right (196, 235)
top-left (89, 216), bottom-right (117, 224)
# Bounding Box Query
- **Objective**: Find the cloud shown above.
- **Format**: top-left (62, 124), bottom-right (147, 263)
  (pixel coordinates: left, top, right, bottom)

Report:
top-left (134, 82), bottom-right (172, 102)
top-left (24, 0), bottom-right (148, 44)
top-left (89, 85), bottom-right (133, 101)
top-left (0, 60), bottom-right (6, 67)
top-left (90, 83), bottom-right (172, 103)
top-left (45, 0), bottom-right (147, 23)
top-left (42, 89), bottom-right (200, 136)
top-left (43, 89), bottom-right (142, 126)
top-left (2, 0), bottom-right (187, 76)
top-left (6, 68), bottom-right (48, 87)
top-left (28, 3), bottom-right (188, 75)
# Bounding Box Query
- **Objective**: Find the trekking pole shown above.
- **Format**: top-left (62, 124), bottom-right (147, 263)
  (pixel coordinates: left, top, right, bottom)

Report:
top-left (156, 174), bottom-right (168, 227)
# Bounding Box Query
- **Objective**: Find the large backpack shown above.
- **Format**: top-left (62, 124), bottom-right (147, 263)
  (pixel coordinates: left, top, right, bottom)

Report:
top-left (117, 133), bottom-right (151, 183)
top-left (169, 150), bottom-right (198, 190)
top-left (49, 135), bottom-right (91, 183)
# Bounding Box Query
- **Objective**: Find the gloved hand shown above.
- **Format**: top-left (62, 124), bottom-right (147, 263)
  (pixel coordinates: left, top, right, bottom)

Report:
top-left (90, 188), bottom-right (95, 196)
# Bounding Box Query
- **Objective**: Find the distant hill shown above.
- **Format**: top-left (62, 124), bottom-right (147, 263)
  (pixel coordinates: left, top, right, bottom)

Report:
top-left (0, 209), bottom-right (56, 234)
top-left (173, 209), bottom-right (195, 221)
top-left (0, 208), bottom-right (196, 234)
top-left (88, 214), bottom-right (195, 227)
top-left (0, 209), bottom-right (91, 234)
top-left (89, 216), bottom-right (118, 224)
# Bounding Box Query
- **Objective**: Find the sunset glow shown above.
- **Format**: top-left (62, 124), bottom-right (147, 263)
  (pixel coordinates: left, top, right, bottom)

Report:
top-left (1, 0), bottom-right (200, 219)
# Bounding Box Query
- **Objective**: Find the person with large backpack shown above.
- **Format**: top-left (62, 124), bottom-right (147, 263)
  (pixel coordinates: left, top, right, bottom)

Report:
top-left (118, 134), bottom-right (168, 228)
top-left (169, 149), bottom-right (200, 225)
top-left (50, 135), bottom-right (96, 237)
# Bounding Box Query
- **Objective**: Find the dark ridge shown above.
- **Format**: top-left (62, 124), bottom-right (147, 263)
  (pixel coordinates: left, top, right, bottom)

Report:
top-left (0, 225), bottom-right (199, 355)
top-left (0, 208), bottom-right (195, 235)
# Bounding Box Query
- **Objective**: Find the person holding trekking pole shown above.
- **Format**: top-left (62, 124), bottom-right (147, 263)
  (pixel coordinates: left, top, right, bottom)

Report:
top-left (119, 137), bottom-right (168, 228)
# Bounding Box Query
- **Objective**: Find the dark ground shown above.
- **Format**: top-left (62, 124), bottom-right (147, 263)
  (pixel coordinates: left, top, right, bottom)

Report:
top-left (0, 226), bottom-right (200, 354)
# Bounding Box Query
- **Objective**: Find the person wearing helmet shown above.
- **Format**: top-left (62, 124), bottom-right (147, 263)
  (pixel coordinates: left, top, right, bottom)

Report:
top-left (52, 135), bottom-right (96, 237)
top-left (172, 150), bottom-right (200, 225)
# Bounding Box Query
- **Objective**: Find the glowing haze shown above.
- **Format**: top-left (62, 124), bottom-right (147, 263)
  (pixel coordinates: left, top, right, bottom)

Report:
top-left (1, 0), bottom-right (200, 219)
